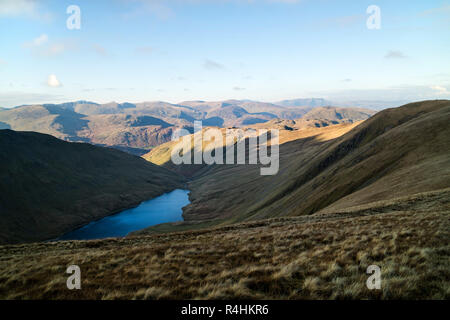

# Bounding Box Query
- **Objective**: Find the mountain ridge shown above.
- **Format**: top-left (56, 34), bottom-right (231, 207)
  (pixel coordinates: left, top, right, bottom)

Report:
top-left (0, 99), bottom-right (376, 154)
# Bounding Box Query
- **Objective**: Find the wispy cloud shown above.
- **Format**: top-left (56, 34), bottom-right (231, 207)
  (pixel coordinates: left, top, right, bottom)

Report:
top-left (203, 59), bottom-right (224, 70)
top-left (385, 50), bottom-right (407, 59)
top-left (172, 76), bottom-right (186, 81)
top-left (93, 44), bottom-right (108, 57)
top-left (44, 43), bottom-right (68, 56)
top-left (0, 0), bottom-right (52, 21)
top-left (309, 84), bottom-right (450, 103)
top-left (233, 86), bottom-right (246, 91)
top-left (135, 46), bottom-right (155, 55)
top-left (23, 36), bottom-right (78, 57)
top-left (430, 85), bottom-right (450, 95)
top-left (122, 0), bottom-right (302, 20)
top-left (23, 34), bottom-right (48, 48)
top-left (122, 0), bottom-right (174, 20)
top-left (421, 4), bottom-right (450, 16)
top-left (0, 92), bottom-right (66, 108)
top-left (318, 14), bottom-right (365, 28)
top-left (0, 0), bottom-right (37, 16)
top-left (267, 0), bottom-right (301, 3)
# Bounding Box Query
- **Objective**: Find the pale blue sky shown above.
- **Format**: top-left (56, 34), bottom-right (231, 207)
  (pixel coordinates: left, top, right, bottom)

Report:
top-left (0, 0), bottom-right (449, 107)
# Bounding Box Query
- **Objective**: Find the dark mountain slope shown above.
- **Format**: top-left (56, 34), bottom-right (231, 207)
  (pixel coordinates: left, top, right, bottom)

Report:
top-left (0, 130), bottom-right (185, 244)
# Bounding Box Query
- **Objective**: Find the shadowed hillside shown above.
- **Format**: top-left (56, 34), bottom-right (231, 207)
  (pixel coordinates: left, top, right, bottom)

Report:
top-left (0, 130), bottom-right (185, 244)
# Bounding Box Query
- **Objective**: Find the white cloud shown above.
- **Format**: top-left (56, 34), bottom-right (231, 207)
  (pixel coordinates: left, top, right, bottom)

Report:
top-left (33, 34), bottom-right (48, 46)
top-left (385, 50), bottom-right (407, 59)
top-left (430, 85), bottom-right (450, 95)
top-left (47, 74), bottom-right (62, 88)
top-left (24, 34), bottom-right (48, 48)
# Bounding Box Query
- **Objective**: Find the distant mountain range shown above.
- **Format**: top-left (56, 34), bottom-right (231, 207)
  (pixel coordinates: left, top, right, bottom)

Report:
top-left (0, 99), bottom-right (377, 155)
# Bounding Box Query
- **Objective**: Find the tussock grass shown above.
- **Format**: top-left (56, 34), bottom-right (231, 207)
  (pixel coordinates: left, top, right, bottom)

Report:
top-left (0, 189), bottom-right (448, 300)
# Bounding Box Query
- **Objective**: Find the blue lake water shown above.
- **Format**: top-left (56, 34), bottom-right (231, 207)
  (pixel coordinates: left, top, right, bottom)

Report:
top-left (57, 189), bottom-right (190, 241)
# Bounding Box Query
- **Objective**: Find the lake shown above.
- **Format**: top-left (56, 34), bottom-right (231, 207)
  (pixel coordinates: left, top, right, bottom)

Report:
top-left (57, 189), bottom-right (190, 240)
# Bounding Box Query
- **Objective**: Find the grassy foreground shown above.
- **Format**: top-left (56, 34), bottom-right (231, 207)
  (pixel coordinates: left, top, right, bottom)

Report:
top-left (0, 188), bottom-right (448, 299)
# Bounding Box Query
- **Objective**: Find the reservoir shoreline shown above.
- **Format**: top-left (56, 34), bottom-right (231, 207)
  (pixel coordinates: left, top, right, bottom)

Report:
top-left (53, 188), bottom-right (190, 241)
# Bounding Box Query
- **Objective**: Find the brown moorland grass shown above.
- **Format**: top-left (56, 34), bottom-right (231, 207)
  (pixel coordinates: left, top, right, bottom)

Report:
top-left (0, 188), bottom-right (448, 300)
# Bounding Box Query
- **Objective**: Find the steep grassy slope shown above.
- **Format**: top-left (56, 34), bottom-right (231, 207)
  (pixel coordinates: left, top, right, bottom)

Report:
top-left (255, 100), bottom-right (450, 219)
top-left (143, 120), bottom-right (362, 178)
top-left (0, 130), bottom-right (185, 244)
top-left (144, 100), bottom-right (449, 227)
top-left (0, 188), bottom-right (448, 299)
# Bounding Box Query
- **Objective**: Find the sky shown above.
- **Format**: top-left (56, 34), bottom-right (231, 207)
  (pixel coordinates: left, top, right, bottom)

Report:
top-left (0, 0), bottom-right (449, 108)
